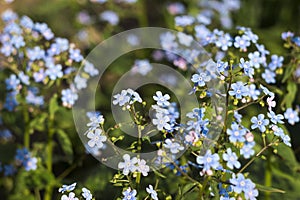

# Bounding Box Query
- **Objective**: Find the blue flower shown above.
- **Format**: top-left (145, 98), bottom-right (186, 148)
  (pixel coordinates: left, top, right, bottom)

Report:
top-left (5, 74), bottom-right (20, 90)
top-left (216, 60), bottom-right (228, 73)
top-left (226, 122), bottom-right (246, 143)
top-left (281, 134), bottom-right (291, 147)
top-left (229, 173), bottom-right (248, 194)
top-left (248, 84), bottom-right (260, 100)
top-left (26, 46), bottom-right (45, 61)
top-left (267, 111), bottom-right (284, 124)
top-left (248, 51), bottom-right (262, 68)
top-left (15, 148), bottom-right (30, 164)
top-left (24, 157), bottom-right (38, 171)
top-left (251, 114), bottom-right (269, 132)
top-left (4, 164), bottom-right (16, 176)
top-left (122, 188), bottom-right (137, 200)
top-left (256, 44), bottom-right (270, 56)
top-left (83, 61), bottom-right (98, 76)
top-left (234, 35), bottom-right (250, 51)
top-left (10, 35), bottom-right (25, 49)
top-left (259, 84), bottom-right (274, 97)
top-left (33, 69), bottom-right (46, 82)
top-left (268, 55), bottom-right (283, 71)
top-left (153, 91), bottom-right (170, 107)
top-left (215, 33), bottom-right (232, 51)
top-left (175, 15), bottom-right (194, 27)
top-left (262, 69), bottom-right (276, 84)
top-left (245, 29), bottom-right (258, 43)
top-left (292, 36), bottom-right (300, 46)
top-left (20, 15), bottom-right (34, 29)
top-left (46, 63), bottom-right (63, 80)
top-left (146, 185), bottom-right (158, 200)
top-left (163, 139), bottom-right (184, 154)
top-left (0, 129), bottom-right (13, 141)
top-left (4, 91), bottom-right (18, 111)
top-left (222, 148), bottom-right (241, 169)
top-left (61, 88), bottom-right (78, 108)
top-left (74, 75), bottom-right (87, 90)
top-left (34, 23), bottom-right (54, 40)
top-left (69, 48), bottom-right (83, 62)
top-left (239, 58), bottom-right (254, 78)
top-left (131, 59), bottom-right (152, 76)
top-left (240, 142), bottom-right (255, 159)
top-left (234, 111), bottom-right (242, 123)
top-left (153, 113), bottom-right (171, 130)
top-left (186, 108), bottom-right (209, 135)
top-left (82, 188), bottom-right (93, 200)
top-left (58, 182), bottom-right (77, 193)
top-left (18, 71), bottom-right (30, 85)
top-left (191, 72), bottom-right (211, 87)
top-left (100, 10), bottom-right (119, 25)
top-left (284, 108), bottom-right (299, 125)
top-left (196, 149), bottom-right (220, 172)
top-left (281, 31), bottom-right (294, 40)
top-left (229, 81), bottom-right (249, 99)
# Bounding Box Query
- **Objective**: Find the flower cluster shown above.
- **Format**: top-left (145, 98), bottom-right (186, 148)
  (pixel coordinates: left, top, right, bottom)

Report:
top-left (0, 10), bottom-right (98, 110)
top-left (58, 182), bottom-right (94, 200)
top-left (0, 148), bottom-right (37, 177)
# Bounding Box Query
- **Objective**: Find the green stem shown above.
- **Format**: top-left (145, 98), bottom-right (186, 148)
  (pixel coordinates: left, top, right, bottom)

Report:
top-left (137, 0), bottom-right (148, 27)
top-left (199, 177), bottom-right (209, 199)
top-left (22, 88), bottom-right (30, 149)
top-left (44, 117), bottom-right (55, 200)
top-left (265, 153), bottom-right (272, 200)
top-left (238, 142), bottom-right (274, 174)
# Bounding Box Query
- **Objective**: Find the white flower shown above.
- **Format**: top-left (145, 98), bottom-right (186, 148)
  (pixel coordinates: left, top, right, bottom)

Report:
top-left (152, 113), bottom-right (171, 131)
top-left (136, 159), bottom-right (150, 176)
top-left (153, 91), bottom-right (170, 106)
top-left (87, 128), bottom-right (107, 149)
top-left (82, 188), bottom-right (93, 200)
top-left (163, 139), bottom-right (184, 154)
top-left (61, 192), bottom-right (78, 200)
top-left (118, 154), bottom-right (138, 175)
top-left (58, 183), bottom-right (76, 193)
top-left (146, 185), bottom-right (158, 200)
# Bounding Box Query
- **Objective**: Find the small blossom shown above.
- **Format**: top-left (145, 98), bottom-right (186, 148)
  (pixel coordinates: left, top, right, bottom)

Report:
top-left (136, 159), bottom-right (150, 176)
top-left (122, 188), bottom-right (137, 200)
top-left (87, 128), bottom-right (107, 149)
top-left (284, 108), bottom-right (299, 125)
top-left (251, 114), bottom-right (269, 132)
top-left (163, 139), bottom-right (184, 154)
top-left (229, 81), bottom-right (249, 99)
top-left (61, 192), bottom-right (78, 200)
top-left (58, 183), bottom-right (77, 193)
top-left (153, 91), bottom-right (170, 106)
top-left (227, 122), bottom-right (246, 143)
top-left (82, 188), bottom-right (93, 200)
top-left (196, 149), bottom-right (220, 172)
top-left (118, 154), bottom-right (138, 175)
top-left (222, 148), bottom-right (241, 169)
top-left (146, 185), bottom-right (158, 200)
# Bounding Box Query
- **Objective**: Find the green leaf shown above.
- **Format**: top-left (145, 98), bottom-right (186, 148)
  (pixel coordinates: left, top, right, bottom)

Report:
top-left (49, 94), bottom-right (59, 121)
top-left (282, 64), bottom-right (296, 83)
top-left (281, 80), bottom-right (297, 109)
top-left (275, 143), bottom-right (298, 170)
top-left (28, 113), bottom-right (48, 133)
top-left (256, 183), bottom-right (285, 194)
top-left (181, 183), bottom-right (198, 196)
top-left (55, 129), bottom-right (73, 163)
